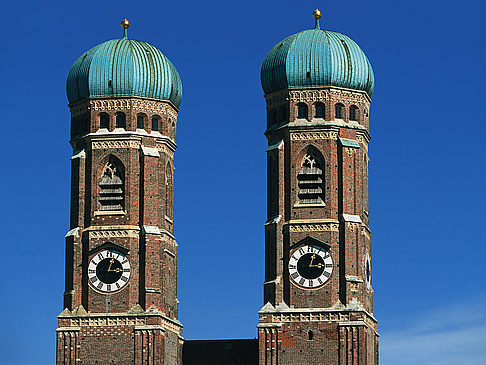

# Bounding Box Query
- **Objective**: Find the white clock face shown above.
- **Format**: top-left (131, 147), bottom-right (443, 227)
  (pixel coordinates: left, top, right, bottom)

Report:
top-left (88, 250), bottom-right (131, 293)
top-left (289, 245), bottom-right (333, 289)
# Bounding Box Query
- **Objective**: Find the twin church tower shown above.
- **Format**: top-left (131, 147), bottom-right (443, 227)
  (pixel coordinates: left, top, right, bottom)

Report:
top-left (56, 11), bottom-right (378, 364)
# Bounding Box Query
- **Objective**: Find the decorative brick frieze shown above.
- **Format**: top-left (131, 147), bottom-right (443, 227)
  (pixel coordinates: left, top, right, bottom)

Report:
top-left (84, 225), bottom-right (140, 239)
top-left (91, 139), bottom-right (141, 149)
top-left (286, 220), bottom-right (339, 232)
top-left (290, 131), bottom-right (338, 141)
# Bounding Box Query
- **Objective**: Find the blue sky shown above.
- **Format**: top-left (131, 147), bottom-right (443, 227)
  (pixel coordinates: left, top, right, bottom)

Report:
top-left (0, 0), bottom-right (485, 363)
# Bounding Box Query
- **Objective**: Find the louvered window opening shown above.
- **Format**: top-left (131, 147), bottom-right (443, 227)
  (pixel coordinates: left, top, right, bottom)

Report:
top-left (298, 153), bottom-right (324, 204)
top-left (99, 162), bottom-right (124, 211)
top-left (315, 103), bottom-right (324, 118)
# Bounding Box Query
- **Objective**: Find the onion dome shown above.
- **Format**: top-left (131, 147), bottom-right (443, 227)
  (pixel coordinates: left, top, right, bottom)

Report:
top-left (67, 20), bottom-right (182, 107)
top-left (261, 10), bottom-right (374, 96)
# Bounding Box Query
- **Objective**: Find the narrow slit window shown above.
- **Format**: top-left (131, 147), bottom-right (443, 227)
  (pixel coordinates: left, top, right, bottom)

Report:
top-left (298, 152), bottom-right (324, 205)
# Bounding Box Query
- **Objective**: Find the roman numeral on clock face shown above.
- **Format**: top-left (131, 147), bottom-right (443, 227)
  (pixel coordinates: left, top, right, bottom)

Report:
top-left (88, 250), bottom-right (131, 293)
top-left (288, 245), bottom-right (333, 289)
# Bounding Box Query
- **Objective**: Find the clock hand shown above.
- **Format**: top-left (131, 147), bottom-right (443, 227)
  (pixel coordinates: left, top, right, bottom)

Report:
top-left (107, 258), bottom-right (114, 272)
top-left (309, 253), bottom-right (316, 267)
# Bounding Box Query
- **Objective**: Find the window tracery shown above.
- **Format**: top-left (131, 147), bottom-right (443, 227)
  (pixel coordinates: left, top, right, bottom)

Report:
top-left (297, 152), bottom-right (324, 205)
top-left (99, 159), bottom-right (124, 211)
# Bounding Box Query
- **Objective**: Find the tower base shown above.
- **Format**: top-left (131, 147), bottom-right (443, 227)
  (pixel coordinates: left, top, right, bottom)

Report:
top-left (258, 303), bottom-right (378, 365)
top-left (56, 307), bottom-right (183, 365)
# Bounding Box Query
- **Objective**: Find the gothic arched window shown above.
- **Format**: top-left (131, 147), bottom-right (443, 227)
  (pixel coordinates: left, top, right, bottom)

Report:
top-left (298, 152), bottom-right (324, 205)
top-left (349, 105), bottom-right (359, 121)
top-left (99, 158), bottom-right (125, 211)
top-left (315, 103), bottom-right (325, 118)
top-left (116, 113), bottom-right (126, 129)
top-left (137, 114), bottom-right (146, 129)
top-left (297, 103), bottom-right (308, 119)
top-left (152, 116), bottom-right (159, 131)
top-left (100, 113), bottom-right (109, 129)
top-left (335, 104), bottom-right (344, 119)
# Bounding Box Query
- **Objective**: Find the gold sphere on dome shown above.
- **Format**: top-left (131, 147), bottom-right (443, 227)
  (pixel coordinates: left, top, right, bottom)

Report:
top-left (121, 19), bottom-right (130, 29)
top-left (313, 9), bottom-right (322, 19)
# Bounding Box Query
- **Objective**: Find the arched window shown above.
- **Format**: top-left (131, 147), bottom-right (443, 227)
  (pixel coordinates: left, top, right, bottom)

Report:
top-left (335, 104), bottom-right (344, 119)
top-left (297, 103), bottom-right (308, 119)
top-left (349, 105), bottom-right (359, 121)
top-left (165, 164), bottom-right (173, 219)
top-left (100, 113), bottom-right (109, 129)
top-left (152, 116), bottom-right (159, 131)
top-left (315, 103), bottom-right (325, 118)
top-left (99, 158), bottom-right (124, 211)
top-left (298, 151), bottom-right (324, 205)
top-left (116, 113), bottom-right (126, 129)
top-left (137, 114), bottom-right (145, 129)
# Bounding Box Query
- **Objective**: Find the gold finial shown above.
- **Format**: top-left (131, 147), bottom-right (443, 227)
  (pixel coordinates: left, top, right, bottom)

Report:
top-left (313, 9), bottom-right (322, 19)
top-left (121, 19), bottom-right (130, 29)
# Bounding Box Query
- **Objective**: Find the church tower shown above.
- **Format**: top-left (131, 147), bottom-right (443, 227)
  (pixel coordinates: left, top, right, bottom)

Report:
top-left (258, 10), bottom-right (379, 364)
top-left (56, 20), bottom-right (183, 364)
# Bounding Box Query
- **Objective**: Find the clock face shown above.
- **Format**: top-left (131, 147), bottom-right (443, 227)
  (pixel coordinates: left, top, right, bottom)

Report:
top-left (289, 245), bottom-right (333, 289)
top-left (88, 250), bottom-right (131, 293)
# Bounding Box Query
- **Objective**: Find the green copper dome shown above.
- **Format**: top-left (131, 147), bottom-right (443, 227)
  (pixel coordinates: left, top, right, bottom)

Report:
top-left (261, 18), bottom-right (374, 96)
top-left (67, 28), bottom-right (182, 107)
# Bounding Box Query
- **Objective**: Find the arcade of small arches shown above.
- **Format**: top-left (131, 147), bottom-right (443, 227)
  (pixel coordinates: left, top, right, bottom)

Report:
top-left (268, 101), bottom-right (368, 126)
top-left (71, 111), bottom-right (177, 140)
top-left (98, 112), bottom-right (175, 137)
